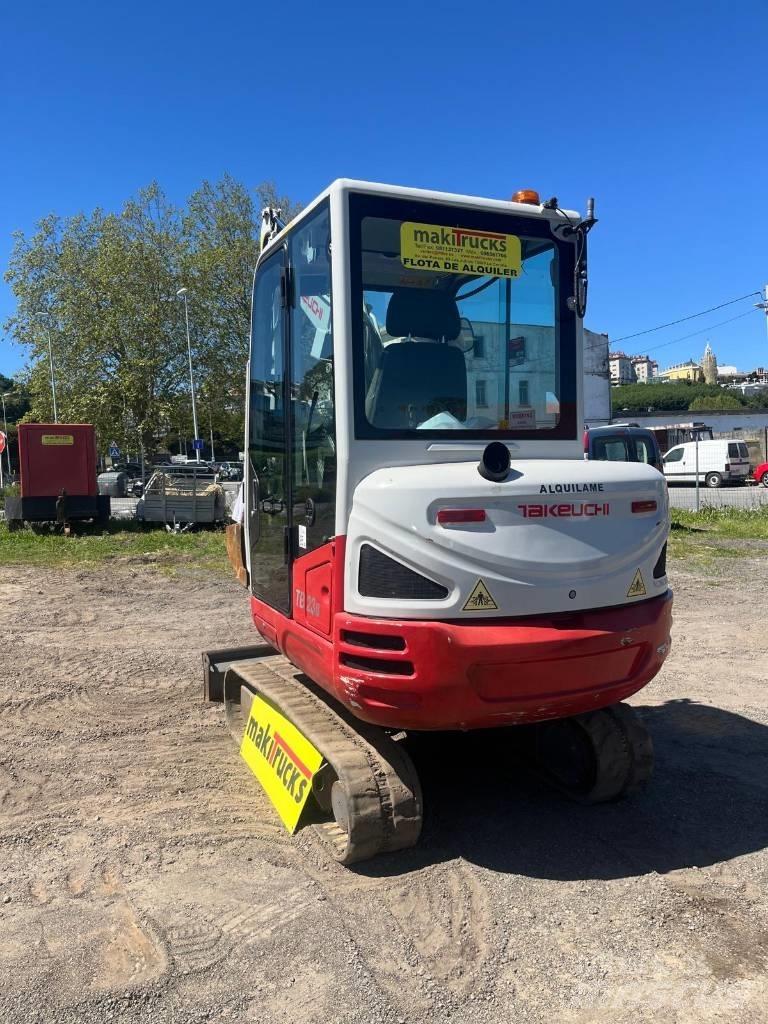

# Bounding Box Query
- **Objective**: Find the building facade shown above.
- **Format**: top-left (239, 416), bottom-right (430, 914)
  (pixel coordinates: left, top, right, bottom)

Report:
top-left (658, 360), bottom-right (703, 382)
top-left (632, 355), bottom-right (658, 382)
top-left (609, 352), bottom-right (635, 385)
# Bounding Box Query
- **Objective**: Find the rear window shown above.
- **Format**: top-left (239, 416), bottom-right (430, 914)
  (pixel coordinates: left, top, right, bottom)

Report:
top-left (739, 442), bottom-right (749, 458)
top-left (728, 442), bottom-right (749, 459)
top-left (592, 437), bottom-right (631, 461)
top-left (635, 438), bottom-right (657, 465)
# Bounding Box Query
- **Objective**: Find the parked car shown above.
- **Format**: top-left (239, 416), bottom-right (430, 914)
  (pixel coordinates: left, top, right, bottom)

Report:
top-left (751, 461), bottom-right (768, 487)
top-left (662, 439), bottom-right (750, 488)
top-left (584, 424), bottom-right (662, 473)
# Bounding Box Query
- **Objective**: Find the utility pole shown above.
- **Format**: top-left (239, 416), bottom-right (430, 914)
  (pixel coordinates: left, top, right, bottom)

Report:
top-left (1, 392), bottom-right (11, 476)
top-left (176, 288), bottom-right (201, 462)
top-left (756, 285), bottom-right (768, 344)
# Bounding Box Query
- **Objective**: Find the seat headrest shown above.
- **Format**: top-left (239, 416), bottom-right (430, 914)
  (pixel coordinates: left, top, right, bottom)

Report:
top-left (385, 288), bottom-right (461, 341)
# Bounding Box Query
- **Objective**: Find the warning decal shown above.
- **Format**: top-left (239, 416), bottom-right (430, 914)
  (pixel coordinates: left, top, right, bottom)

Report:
top-left (462, 579), bottom-right (499, 612)
top-left (400, 222), bottom-right (522, 279)
top-left (240, 693), bottom-right (324, 833)
top-left (627, 569), bottom-right (647, 599)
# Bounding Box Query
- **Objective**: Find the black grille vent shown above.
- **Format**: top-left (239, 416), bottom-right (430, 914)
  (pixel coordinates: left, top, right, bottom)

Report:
top-left (358, 544), bottom-right (449, 600)
top-left (653, 543), bottom-right (667, 579)
top-left (341, 630), bottom-right (406, 651)
top-left (340, 653), bottom-right (414, 676)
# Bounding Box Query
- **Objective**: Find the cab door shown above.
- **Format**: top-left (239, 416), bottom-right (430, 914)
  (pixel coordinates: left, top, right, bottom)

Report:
top-left (285, 204), bottom-right (336, 637)
top-left (247, 248), bottom-right (292, 614)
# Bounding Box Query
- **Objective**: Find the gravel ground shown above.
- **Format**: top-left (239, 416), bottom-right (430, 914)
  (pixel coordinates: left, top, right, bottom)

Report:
top-left (1, 553), bottom-right (767, 1024)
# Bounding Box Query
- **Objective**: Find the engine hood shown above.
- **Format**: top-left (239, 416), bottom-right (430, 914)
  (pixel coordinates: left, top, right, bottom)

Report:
top-left (344, 458), bottom-right (669, 619)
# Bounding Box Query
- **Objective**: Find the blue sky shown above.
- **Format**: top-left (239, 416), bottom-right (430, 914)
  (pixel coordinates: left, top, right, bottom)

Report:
top-left (2, 0), bottom-right (766, 377)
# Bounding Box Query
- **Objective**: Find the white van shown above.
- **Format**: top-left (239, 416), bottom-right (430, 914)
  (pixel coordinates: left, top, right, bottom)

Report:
top-left (662, 439), bottom-right (750, 488)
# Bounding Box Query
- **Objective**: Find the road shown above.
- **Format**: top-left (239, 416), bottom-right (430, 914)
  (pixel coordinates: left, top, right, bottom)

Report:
top-left (667, 483), bottom-right (768, 510)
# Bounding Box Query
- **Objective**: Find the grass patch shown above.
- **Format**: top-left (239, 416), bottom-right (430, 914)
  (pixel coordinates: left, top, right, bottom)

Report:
top-left (0, 521), bottom-right (230, 575)
top-left (668, 507), bottom-right (768, 571)
top-left (671, 506), bottom-right (768, 540)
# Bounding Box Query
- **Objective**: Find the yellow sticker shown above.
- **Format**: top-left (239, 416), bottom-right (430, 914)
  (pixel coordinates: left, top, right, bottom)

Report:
top-left (400, 222), bottom-right (522, 279)
top-left (627, 569), bottom-right (647, 598)
top-left (41, 434), bottom-right (74, 446)
top-left (462, 579), bottom-right (499, 612)
top-left (240, 693), bottom-right (324, 833)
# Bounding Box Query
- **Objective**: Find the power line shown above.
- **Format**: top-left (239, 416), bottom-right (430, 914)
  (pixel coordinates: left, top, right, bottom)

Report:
top-left (643, 309), bottom-right (759, 354)
top-left (591, 308), bottom-right (758, 356)
top-left (613, 291), bottom-right (762, 343)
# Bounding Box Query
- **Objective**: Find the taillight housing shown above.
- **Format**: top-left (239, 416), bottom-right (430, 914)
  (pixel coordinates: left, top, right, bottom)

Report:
top-left (631, 500), bottom-right (657, 514)
top-left (436, 509), bottom-right (487, 525)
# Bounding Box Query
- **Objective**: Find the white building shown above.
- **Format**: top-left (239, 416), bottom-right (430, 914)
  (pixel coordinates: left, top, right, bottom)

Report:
top-left (632, 355), bottom-right (658, 382)
top-left (609, 352), bottom-right (635, 385)
top-left (459, 324), bottom-right (610, 426)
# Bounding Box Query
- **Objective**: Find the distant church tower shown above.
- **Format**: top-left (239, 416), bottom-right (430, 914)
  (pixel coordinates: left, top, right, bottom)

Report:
top-left (702, 342), bottom-right (718, 385)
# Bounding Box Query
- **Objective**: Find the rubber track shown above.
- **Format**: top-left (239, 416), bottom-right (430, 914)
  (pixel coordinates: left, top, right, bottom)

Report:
top-left (224, 654), bottom-right (422, 865)
top-left (533, 702), bottom-right (654, 804)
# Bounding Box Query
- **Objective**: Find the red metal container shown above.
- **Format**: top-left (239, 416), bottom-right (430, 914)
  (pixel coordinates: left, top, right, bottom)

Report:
top-left (19, 423), bottom-right (98, 498)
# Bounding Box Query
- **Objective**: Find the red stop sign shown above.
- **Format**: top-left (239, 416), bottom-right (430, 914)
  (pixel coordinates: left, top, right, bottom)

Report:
top-left (0, 431), bottom-right (6, 454)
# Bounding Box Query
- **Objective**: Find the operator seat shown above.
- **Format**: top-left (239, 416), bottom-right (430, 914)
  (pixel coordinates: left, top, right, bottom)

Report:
top-left (366, 289), bottom-right (467, 429)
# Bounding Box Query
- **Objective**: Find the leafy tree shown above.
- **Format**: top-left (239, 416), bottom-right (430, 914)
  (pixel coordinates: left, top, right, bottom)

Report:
top-left (611, 381), bottom-right (748, 413)
top-left (3, 177), bottom-right (300, 459)
top-left (179, 176), bottom-right (301, 446)
top-left (0, 375), bottom-right (30, 424)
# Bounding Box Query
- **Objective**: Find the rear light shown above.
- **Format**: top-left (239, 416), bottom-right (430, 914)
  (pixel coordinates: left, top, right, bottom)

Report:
top-left (631, 500), bottom-right (657, 514)
top-left (437, 508), bottom-right (487, 524)
top-left (724, 463), bottom-right (730, 471)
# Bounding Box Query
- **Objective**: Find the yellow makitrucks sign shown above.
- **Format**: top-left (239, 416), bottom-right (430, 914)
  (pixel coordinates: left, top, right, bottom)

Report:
top-left (401, 222), bottom-right (522, 278)
top-left (240, 693), bottom-right (324, 833)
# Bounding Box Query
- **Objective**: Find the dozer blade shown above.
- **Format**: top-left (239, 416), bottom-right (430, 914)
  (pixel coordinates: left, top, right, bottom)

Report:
top-left (221, 652), bottom-right (423, 866)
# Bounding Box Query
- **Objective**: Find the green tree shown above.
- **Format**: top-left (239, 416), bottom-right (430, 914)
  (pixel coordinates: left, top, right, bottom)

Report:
top-left (611, 381), bottom-right (747, 414)
top-left (3, 177), bottom-right (299, 459)
top-left (689, 393), bottom-right (744, 411)
top-left (4, 185), bottom-right (187, 455)
top-left (180, 177), bottom-right (301, 446)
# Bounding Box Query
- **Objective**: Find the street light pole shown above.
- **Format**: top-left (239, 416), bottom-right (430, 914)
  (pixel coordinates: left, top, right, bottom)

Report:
top-left (176, 288), bottom-right (200, 462)
top-left (34, 313), bottom-right (58, 423)
top-left (1, 393), bottom-right (11, 475)
top-left (754, 285), bottom-right (768, 345)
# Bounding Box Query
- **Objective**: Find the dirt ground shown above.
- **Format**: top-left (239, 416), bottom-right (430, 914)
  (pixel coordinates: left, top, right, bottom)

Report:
top-left (1, 554), bottom-right (767, 1024)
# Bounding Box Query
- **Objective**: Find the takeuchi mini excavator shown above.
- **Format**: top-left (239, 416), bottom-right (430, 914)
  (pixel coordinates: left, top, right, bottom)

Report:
top-left (204, 179), bottom-right (672, 864)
